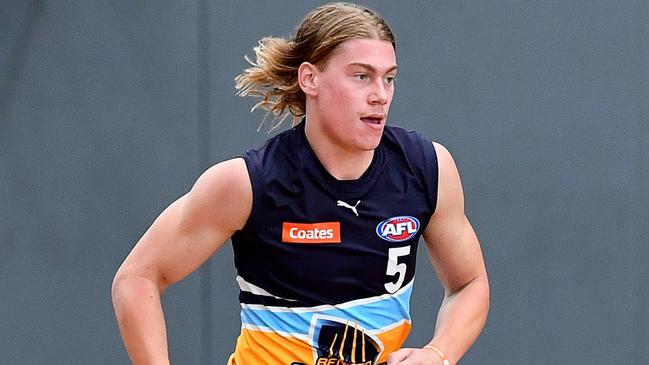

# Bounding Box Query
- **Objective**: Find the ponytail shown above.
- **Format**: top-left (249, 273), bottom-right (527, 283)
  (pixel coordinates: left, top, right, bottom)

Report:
top-left (235, 37), bottom-right (305, 130)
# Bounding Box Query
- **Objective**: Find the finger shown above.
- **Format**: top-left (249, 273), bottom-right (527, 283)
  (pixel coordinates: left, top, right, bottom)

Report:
top-left (386, 348), bottom-right (413, 365)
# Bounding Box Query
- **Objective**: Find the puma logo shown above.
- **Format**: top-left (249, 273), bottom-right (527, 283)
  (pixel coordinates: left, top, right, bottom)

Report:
top-left (337, 200), bottom-right (361, 217)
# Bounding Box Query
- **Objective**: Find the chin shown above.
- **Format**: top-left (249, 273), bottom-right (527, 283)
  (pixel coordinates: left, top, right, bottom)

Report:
top-left (356, 139), bottom-right (382, 151)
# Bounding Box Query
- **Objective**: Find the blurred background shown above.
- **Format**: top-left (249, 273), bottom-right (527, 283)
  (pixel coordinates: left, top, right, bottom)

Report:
top-left (1, 1), bottom-right (647, 364)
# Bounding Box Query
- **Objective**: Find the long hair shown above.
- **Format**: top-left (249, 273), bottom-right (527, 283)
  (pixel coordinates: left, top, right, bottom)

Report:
top-left (235, 2), bottom-right (395, 131)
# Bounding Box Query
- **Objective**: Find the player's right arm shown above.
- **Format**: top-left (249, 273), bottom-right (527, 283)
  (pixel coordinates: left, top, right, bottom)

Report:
top-left (111, 158), bottom-right (252, 365)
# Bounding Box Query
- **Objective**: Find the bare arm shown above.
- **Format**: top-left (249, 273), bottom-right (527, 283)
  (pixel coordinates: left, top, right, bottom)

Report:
top-left (388, 143), bottom-right (489, 365)
top-left (111, 158), bottom-right (252, 365)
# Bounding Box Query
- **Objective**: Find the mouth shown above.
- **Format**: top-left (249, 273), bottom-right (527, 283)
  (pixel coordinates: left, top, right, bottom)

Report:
top-left (360, 114), bottom-right (385, 125)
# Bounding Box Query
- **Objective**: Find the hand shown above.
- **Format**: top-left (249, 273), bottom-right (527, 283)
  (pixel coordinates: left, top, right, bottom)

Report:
top-left (386, 347), bottom-right (447, 365)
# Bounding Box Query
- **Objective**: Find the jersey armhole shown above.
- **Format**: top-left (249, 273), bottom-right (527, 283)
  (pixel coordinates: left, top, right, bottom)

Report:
top-left (423, 139), bottom-right (440, 215)
top-left (237, 152), bottom-right (261, 233)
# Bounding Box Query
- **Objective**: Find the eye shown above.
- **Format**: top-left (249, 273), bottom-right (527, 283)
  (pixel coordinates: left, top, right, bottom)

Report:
top-left (355, 73), bottom-right (369, 81)
top-left (385, 75), bottom-right (396, 84)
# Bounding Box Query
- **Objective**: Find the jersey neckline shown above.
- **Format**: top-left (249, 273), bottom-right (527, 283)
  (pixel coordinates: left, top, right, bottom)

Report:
top-left (296, 119), bottom-right (386, 198)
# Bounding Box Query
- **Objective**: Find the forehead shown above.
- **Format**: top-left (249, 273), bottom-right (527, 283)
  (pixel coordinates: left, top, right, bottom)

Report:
top-left (324, 38), bottom-right (397, 72)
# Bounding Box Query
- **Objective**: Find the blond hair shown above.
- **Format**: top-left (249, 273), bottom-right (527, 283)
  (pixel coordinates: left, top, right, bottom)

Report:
top-left (235, 2), bottom-right (395, 130)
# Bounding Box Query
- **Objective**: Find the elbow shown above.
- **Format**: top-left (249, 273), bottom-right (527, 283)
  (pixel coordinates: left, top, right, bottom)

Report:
top-left (111, 269), bottom-right (147, 310)
top-left (111, 267), bottom-right (166, 311)
top-left (112, 263), bottom-right (132, 300)
top-left (448, 273), bottom-right (490, 319)
top-left (471, 272), bottom-right (490, 307)
top-left (111, 269), bottom-right (130, 315)
top-left (474, 274), bottom-right (490, 324)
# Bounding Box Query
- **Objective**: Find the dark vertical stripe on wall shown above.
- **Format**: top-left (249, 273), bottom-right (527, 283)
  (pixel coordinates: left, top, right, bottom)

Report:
top-left (197, 0), bottom-right (213, 363)
top-left (0, 1), bottom-right (42, 126)
top-left (636, 3), bottom-right (649, 364)
top-left (197, 0), bottom-right (211, 168)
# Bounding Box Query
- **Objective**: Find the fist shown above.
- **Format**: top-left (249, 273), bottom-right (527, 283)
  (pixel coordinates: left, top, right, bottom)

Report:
top-left (386, 348), bottom-right (446, 365)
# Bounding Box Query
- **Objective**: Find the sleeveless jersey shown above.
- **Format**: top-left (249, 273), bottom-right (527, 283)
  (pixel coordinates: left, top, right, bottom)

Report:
top-left (228, 121), bottom-right (438, 365)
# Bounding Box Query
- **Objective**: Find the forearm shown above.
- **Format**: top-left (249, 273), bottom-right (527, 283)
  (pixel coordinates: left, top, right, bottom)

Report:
top-left (428, 275), bottom-right (489, 365)
top-left (112, 274), bottom-right (170, 365)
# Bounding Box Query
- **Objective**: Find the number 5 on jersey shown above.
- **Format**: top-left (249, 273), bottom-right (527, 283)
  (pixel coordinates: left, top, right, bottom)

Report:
top-left (384, 246), bottom-right (411, 294)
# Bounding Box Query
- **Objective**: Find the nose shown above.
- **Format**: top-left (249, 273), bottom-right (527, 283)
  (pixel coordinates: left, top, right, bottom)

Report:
top-left (368, 80), bottom-right (388, 105)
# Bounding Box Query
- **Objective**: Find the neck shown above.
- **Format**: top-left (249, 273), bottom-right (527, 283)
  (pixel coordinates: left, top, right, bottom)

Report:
top-left (304, 117), bottom-right (374, 180)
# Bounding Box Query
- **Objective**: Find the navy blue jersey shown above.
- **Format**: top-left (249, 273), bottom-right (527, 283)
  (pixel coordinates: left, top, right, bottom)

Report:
top-left (228, 120), bottom-right (438, 365)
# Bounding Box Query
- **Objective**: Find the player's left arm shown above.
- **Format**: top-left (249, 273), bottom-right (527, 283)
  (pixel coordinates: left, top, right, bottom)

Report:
top-left (387, 142), bottom-right (489, 365)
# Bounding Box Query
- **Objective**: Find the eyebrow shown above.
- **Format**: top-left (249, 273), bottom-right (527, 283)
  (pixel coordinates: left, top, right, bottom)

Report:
top-left (347, 62), bottom-right (398, 74)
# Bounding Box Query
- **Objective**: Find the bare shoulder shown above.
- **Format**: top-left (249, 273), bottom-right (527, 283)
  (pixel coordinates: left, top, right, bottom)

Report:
top-left (432, 142), bottom-right (458, 178)
top-left (196, 157), bottom-right (249, 186)
top-left (185, 157), bottom-right (252, 232)
top-left (431, 142), bottom-right (464, 219)
top-left (432, 141), bottom-right (451, 160)
top-left (192, 158), bottom-right (250, 199)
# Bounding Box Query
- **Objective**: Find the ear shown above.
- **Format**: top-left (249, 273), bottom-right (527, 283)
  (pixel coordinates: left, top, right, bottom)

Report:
top-left (298, 62), bottom-right (318, 96)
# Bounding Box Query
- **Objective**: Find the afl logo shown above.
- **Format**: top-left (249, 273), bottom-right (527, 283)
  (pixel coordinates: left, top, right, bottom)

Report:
top-left (376, 216), bottom-right (420, 242)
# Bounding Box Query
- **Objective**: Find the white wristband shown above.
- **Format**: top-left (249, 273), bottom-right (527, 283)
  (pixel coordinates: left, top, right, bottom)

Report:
top-left (423, 344), bottom-right (450, 365)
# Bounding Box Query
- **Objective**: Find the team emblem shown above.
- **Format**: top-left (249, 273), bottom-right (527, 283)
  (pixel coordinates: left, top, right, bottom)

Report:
top-left (376, 216), bottom-right (420, 242)
top-left (308, 315), bottom-right (383, 365)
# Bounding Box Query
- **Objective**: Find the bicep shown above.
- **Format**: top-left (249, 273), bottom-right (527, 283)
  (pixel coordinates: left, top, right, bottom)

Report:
top-left (423, 143), bottom-right (486, 294)
top-left (117, 158), bottom-right (252, 290)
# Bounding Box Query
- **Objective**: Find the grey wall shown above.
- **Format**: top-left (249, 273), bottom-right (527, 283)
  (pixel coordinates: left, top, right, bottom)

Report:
top-left (1, 1), bottom-right (647, 364)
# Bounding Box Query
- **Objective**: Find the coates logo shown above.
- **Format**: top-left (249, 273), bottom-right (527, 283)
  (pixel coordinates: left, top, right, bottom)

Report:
top-left (376, 216), bottom-right (420, 242)
top-left (282, 222), bottom-right (341, 244)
